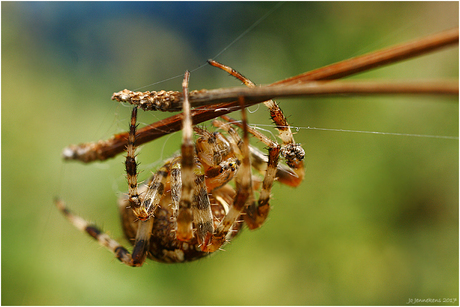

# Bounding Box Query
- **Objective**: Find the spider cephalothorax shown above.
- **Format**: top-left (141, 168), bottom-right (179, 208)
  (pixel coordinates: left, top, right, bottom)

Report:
top-left (56, 60), bottom-right (305, 267)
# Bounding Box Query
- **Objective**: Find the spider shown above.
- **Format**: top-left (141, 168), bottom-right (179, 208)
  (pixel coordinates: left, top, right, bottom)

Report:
top-left (55, 61), bottom-right (305, 267)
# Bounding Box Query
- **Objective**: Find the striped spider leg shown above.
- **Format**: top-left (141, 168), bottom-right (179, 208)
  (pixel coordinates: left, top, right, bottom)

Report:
top-left (205, 113), bottom-right (280, 245)
top-left (213, 115), bottom-right (280, 230)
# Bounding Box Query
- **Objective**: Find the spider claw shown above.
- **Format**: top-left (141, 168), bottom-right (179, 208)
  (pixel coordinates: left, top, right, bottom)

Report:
top-left (200, 232), bottom-right (213, 252)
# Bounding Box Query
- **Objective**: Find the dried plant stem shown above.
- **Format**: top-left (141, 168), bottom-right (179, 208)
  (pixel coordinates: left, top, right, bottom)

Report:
top-left (272, 27), bottom-right (459, 84)
top-left (188, 81), bottom-right (458, 107)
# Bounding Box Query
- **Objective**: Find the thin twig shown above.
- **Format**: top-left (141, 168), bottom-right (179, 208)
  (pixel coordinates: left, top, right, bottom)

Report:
top-left (271, 27), bottom-right (459, 84)
top-left (187, 80), bottom-right (458, 107)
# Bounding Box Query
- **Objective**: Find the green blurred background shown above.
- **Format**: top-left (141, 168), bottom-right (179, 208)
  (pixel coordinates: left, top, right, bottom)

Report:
top-left (2, 2), bottom-right (458, 305)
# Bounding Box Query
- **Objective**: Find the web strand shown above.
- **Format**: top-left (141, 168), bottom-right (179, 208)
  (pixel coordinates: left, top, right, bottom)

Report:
top-left (251, 123), bottom-right (459, 140)
top-left (211, 2), bottom-right (284, 60)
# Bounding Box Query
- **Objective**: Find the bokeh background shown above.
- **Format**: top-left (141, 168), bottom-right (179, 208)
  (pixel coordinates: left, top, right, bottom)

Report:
top-left (2, 2), bottom-right (458, 305)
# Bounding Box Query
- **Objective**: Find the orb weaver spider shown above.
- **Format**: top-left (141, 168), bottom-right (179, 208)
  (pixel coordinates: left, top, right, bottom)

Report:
top-left (55, 60), bottom-right (305, 267)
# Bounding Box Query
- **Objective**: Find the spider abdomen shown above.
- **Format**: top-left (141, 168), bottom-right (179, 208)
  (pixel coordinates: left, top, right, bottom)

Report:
top-left (119, 181), bottom-right (243, 263)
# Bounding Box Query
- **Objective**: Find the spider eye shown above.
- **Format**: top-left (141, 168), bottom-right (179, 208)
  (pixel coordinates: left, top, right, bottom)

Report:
top-left (228, 162), bottom-right (236, 171)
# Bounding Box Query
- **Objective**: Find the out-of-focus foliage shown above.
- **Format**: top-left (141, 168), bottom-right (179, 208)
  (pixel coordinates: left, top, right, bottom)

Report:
top-left (2, 2), bottom-right (458, 305)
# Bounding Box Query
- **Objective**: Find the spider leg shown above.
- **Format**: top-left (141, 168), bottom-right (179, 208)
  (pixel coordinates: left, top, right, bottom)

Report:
top-left (192, 163), bottom-right (214, 247)
top-left (246, 146), bottom-right (280, 229)
top-left (193, 126), bottom-right (240, 191)
top-left (202, 97), bottom-right (253, 252)
top-left (213, 116), bottom-right (281, 229)
top-left (170, 156), bottom-right (182, 217)
top-left (176, 71), bottom-right (197, 241)
top-left (54, 198), bottom-right (150, 267)
top-left (192, 126), bottom-right (241, 251)
top-left (208, 60), bottom-right (305, 185)
top-left (125, 107), bottom-right (144, 218)
top-left (125, 106), bottom-right (169, 221)
top-left (123, 106), bottom-right (160, 265)
top-left (139, 163), bottom-right (169, 218)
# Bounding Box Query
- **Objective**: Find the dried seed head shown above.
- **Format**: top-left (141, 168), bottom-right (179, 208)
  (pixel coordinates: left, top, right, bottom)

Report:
top-left (111, 89), bottom-right (182, 111)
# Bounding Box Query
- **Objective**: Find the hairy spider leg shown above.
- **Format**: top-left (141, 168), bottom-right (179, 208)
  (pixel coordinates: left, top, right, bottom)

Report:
top-left (213, 116), bottom-right (281, 229)
top-left (169, 156), bottom-right (182, 217)
top-left (125, 107), bottom-right (143, 218)
top-left (175, 71), bottom-right (215, 245)
top-left (190, 160), bottom-right (214, 247)
top-left (201, 96), bottom-right (253, 252)
top-left (126, 105), bottom-right (172, 224)
top-left (139, 164), bottom-right (169, 218)
top-left (131, 162), bottom-right (174, 265)
top-left (192, 126), bottom-right (241, 250)
top-left (176, 71), bottom-right (195, 241)
top-left (54, 198), bottom-right (146, 267)
top-left (208, 60), bottom-right (305, 185)
top-left (124, 106), bottom-right (164, 265)
top-left (193, 126), bottom-right (240, 192)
